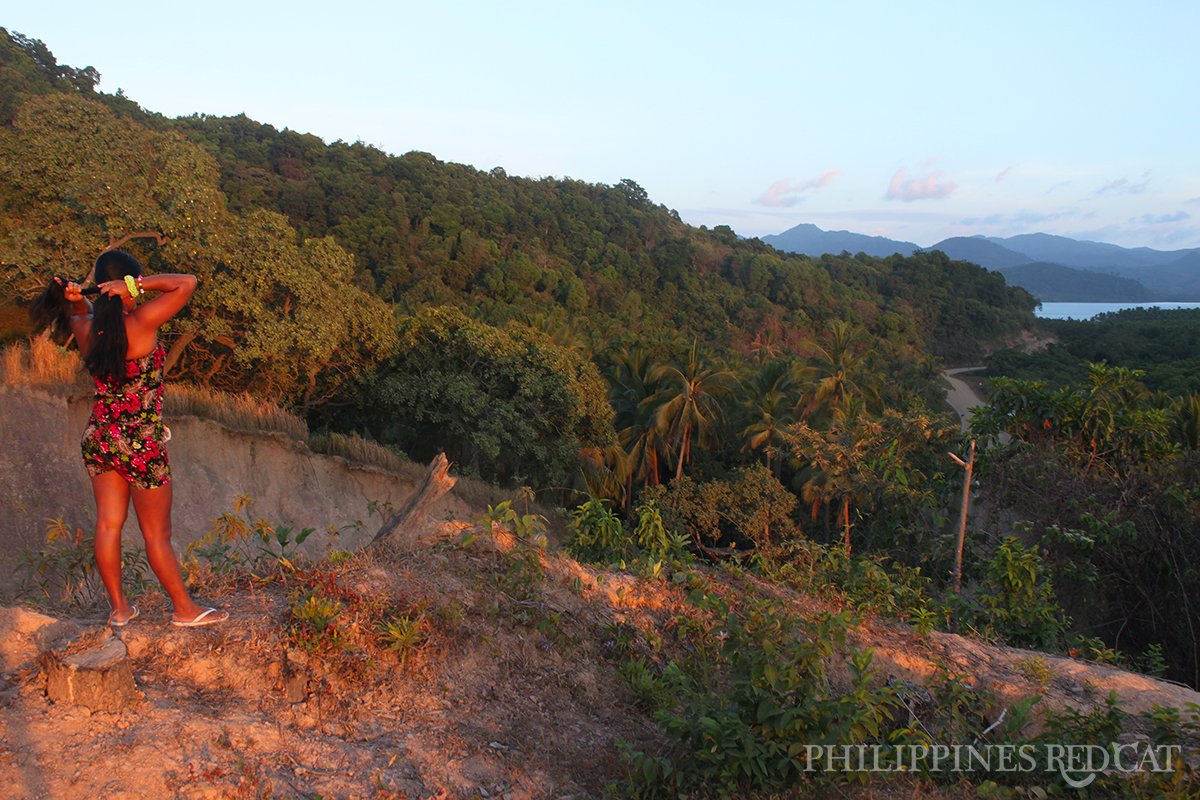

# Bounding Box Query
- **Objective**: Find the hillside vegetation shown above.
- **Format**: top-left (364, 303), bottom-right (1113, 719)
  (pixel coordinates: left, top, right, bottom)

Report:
top-left (3, 28), bottom-right (1200, 798)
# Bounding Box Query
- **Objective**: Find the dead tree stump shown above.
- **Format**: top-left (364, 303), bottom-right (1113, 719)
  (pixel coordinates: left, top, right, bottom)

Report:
top-left (42, 635), bottom-right (137, 712)
top-left (370, 453), bottom-right (457, 553)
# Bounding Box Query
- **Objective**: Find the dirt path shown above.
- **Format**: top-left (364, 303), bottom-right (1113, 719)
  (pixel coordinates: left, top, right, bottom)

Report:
top-left (943, 367), bottom-right (988, 432)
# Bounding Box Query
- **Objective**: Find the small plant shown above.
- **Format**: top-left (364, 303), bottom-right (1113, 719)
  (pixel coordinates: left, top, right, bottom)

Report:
top-left (292, 592), bottom-right (341, 632)
top-left (1141, 643), bottom-right (1168, 678)
top-left (568, 497), bottom-right (629, 562)
top-left (909, 605), bottom-right (937, 637)
top-left (434, 601), bottom-right (466, 626)
top-left (478, 497), bottom-right (549, 604)
top-left (633, 500), bottom-right (670, 558)
top-left (183, 497), bottom-right (316, 578)
top-left (326, 549), bottom-right (354, 565)
top-left (378, 613), bottom-right (426, 664)
top-left (619, 657), bottom-right (670, 709)
top-left (1015, 655), bottom-right (1052, 687)
top-left (288, 590), bottom-right (344, 653)
top-left (1039, 690), bottom-right (1127, 746)
top-left (479, 498), bottom-right (548, 545)
top-left (978, 537), bottom-right (1067, 649)
top-left (1069, 634), bottom-right (1125, 666)
top-left (16, 518), bottom-right (151, 609)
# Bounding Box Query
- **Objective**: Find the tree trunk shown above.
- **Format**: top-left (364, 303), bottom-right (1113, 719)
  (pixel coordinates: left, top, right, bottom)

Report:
top-left (369, 453), bottom-right (457, 553)
top-left (41, 635), bottom-right (137, 712)
top-left (952, 440), bottom-right (976, 593)
top-left (675, 426), bottom-right (690, 481)
top-left (842, 494), bottom-right (852, 553)
top-left (106, 231), bottom-right (170, 251)
top-left (163, 330), bottom-right (196, 377)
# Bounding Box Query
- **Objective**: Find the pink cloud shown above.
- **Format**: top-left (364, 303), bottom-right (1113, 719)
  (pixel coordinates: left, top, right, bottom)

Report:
top-left (756, 169), bottom-right (841, 207)
top-left (995, 165), bottom-right (1016, 182)
top-left (885, 166), bottom-right (958, 202)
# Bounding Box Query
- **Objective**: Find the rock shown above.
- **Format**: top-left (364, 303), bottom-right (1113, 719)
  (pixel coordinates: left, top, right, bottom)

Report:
top-left (42, 634), bottom-right (138, 712)
top-left (284, 669), bottom-right (308, 703)
top-left (281, 656), bottom-right (308, 703)
top-left (0, 606), bottom-right (84, 672)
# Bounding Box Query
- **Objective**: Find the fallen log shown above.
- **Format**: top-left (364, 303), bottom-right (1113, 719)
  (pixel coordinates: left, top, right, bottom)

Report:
top-left (369, 453), bottom-right (457, 553)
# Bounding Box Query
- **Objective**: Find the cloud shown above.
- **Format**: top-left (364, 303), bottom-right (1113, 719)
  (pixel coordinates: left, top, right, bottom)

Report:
top-left (995, 165), bottom-right (1016, 182)
top-left (959, 208), bottom-right (1078, 228)
top-left (885, 165), bottom-right (957, 202)
top-left (755, 170), bottom-right (840, 207)
top-left (1069, 221), bottom-right (1200, 248)
top-left (1132, 211), bottom-right (1191, 224)
top-left (1187, 196), bottom-right (1200, 205)
top-left (1095, 171), bottom-right (1151, 196)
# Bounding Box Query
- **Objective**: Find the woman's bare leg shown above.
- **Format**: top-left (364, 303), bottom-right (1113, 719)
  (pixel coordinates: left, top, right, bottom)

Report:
top-left (129, 480), bottom-right (208, 621)
top-left (92, 471), bottom-right (135, 622)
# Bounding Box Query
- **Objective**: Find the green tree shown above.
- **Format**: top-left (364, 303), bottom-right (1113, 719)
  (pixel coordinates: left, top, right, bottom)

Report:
top-left (179, 209), bottom-right (397, 409)
top-left (651, 341), bottom-right (738, 481)
top-left (0, 93), bottom-right (224, 296)
top-left (362, 306), bottom-right (613, 488)
top-left (783, 409), bottom-right (946, 553)
top-left (607, 346), bottom-right (670, 497)
top-left (798, 320), bottom-right (881, 420)
top-left (738, 359), bottom-right (799, 473)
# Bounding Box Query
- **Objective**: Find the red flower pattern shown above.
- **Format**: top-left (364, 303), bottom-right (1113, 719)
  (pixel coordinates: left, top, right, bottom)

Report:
top-left (81, 344), bottom-right (171, 489)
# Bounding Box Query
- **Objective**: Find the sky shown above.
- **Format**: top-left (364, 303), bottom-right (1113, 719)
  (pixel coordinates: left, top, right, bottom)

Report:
top-left (6, 1), bottom-right (1200, 249)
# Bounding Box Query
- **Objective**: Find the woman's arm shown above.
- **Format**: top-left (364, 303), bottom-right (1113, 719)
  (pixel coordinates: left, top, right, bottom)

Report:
top-left (60, 279), bottom-right (93, 351)
top-left (100, 273), bottom-right (198, 332)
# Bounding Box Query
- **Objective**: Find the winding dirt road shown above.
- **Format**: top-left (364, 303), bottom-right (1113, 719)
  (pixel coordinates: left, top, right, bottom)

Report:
top-left (943, 366), bottom-right (988, 432)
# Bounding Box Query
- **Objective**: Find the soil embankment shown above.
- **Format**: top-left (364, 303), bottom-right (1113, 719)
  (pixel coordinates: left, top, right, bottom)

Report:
top-left (0, 384), bottom-right (469, 579)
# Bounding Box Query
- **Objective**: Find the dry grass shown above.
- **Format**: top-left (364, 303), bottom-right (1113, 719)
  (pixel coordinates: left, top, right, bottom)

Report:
top-left (165, 382), bottom-right (310, 442)
top-left (308, 431), bottom-right (421, 477)
top-left (446, 472), bottom-right (511, 510)
top-left (2, 343), bottom-right (525, 508)
top-left (0, 337), bottom-right (84, 386)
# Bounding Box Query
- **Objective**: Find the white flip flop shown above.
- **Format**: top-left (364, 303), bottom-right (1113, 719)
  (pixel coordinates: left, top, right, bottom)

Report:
top-left (171, 607), bottom-right (229, 627)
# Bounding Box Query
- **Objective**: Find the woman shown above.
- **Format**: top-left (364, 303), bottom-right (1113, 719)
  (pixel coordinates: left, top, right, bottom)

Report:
top-left (32, 249), bottom-right (227, 627)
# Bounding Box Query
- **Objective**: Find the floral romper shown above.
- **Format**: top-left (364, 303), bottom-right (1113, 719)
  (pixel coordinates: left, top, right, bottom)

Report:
top-left (80, 343), bottom-right (172, 489)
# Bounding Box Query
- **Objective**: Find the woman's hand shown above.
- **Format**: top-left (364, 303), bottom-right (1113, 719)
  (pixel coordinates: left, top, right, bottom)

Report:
top-left (55, 277), bottom-right (85, 303)
top-left (97, 279), bottom-right (132, 299)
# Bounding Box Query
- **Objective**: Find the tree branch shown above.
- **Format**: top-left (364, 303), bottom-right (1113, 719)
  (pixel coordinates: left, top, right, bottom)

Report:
top-left (106, 231), bottom-right (171, 251)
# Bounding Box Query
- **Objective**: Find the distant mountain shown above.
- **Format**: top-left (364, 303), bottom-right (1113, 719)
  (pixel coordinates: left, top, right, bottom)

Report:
top-left (765, 223), bottom-right (1200, 301)
top-left (995, 262), bottom-right (1152, 302)
top-left (926, 237), bottom-right (1033, 269)
top-left (1124, 251), bottom-right (1200, 297)
top-left (761, 223), bottom-right (918, 259)
top-left (996, 233), bottom-right (1192, 271)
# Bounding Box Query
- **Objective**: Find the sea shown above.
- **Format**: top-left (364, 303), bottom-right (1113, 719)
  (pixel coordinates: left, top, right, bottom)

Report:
top-left (1035, 302), bottom-right (1200, 320)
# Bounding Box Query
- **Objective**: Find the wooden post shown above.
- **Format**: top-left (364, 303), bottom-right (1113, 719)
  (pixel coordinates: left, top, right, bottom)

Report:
top-left (949, 439), bottom-right (976, 593)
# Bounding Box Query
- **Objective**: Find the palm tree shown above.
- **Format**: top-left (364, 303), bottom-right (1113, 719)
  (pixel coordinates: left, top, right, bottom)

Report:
top-left (798, 320), bottom-right (881, 420)
top-left (607, 347), bottom-right (670, 499)
top-left (651, 341), bottom-right (739, 481)
top-left (739, 359), bottom-right (798, 473)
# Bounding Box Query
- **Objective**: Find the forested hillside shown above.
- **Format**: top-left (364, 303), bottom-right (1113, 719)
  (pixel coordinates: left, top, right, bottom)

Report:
top-left (6, 28), bottom-right (1200, 796)
top-left (0, 27), bottom-right (1035, 485)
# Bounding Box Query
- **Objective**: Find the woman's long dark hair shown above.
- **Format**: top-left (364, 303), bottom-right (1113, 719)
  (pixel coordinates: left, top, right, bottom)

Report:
top-left (29, 249), bottom-right (143, 381)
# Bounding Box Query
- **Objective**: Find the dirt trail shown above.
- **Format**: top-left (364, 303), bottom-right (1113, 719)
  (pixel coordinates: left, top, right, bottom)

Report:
top-left (943, 367), bottom-right (988, 431)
